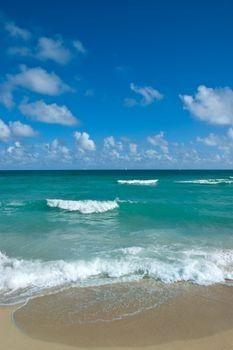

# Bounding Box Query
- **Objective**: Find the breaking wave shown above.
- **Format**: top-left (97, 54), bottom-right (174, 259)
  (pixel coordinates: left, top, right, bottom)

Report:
top-left (1, 248), bottom-right (233, 304)
top-left (47, 199), bottom-right (119, 214)
top-left (118, 179), bottom-right (158, 186)
top-left (176, 178), bottom-right (233, 185)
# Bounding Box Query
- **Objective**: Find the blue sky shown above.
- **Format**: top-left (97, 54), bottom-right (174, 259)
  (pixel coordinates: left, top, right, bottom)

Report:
top-left (0, 0), bottom-right (233, 169)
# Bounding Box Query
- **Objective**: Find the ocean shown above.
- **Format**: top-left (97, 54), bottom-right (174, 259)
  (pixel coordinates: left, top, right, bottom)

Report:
top-left (0, 170), bottom-right (233, 310)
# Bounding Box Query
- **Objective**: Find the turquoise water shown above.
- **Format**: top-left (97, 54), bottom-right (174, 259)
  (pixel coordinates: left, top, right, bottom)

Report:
top-left (0, 170), bottom-right (233, 304)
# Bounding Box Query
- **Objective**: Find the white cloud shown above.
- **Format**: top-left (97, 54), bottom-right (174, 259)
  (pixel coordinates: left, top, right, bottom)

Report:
top-left (0, 140), bottom-right (40, 167)
top-left (0, 119), bottom-right (11, 142)
top-left (125, 83), bottom-right (163, 107)
top-left (104, 136), bottom-right (116, 148)
top-left (1, 130), bottom-right (232, 168)
top-left (9, 121), bottom-right (37, 137)
top-left (45, 139), bottom-right (71, 161)
top-left (11, 65), bottom-right (70, 95)
top-left (20, 100), bottom-right (78, 126)
top-left (37, 37), bottom-right (72, 64)
top-left (147, 131), bottom-right (169, 154)
top-left (0, 66), bottom-right (70, 108)
top-left (74, 131), bottom-right (96, 152)
top-left (180, 85), bottom-right (233, 125)
top-left (129, 143), bottom-right (137, 155)
top-left (196, 133), bottom-right (220, 147)
top-left (103, 136), bottom-right (123, 151)
top-left (0, 83), bottom-right (14, 109)
top-left (7, 141), bottom-right (21, 154)
top-left (196, 129), bottom-right (233, 154)
top-left (5, 22), bottom-right (31, 40)
top-left (102, 136), bottom-right (139, 163)
top-left (4, 141), bottom-right (38, 165)
top-left (107, 149), bottom-right (122, 160)
top-left (6, 33), bottom-right (86, 65)
top-left (73, 40), bottom-right (86, 54)
top-left (145, 149), bottom-right (159, 159)
top-left (0, 119), bottom-right (36, 141)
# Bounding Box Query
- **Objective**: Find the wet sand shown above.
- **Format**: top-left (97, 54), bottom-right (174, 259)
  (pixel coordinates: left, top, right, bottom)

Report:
top-left (0, 306), bottom-right (74, 350)
top-left (1, 283), bottom-right (231, 349)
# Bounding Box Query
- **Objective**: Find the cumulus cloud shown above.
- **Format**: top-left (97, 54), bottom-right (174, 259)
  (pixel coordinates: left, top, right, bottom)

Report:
top-left (5, 21), bottom-right (86, 65)
top-left (145, 149), bottom-right (159, 159)
top-left (45, 139), bottom-right (71, 161)
top-left (196, 133), bottom-right (220, 147)
top-left (74, 131), bottom-right (96, 152)
top-left (1, 130), bottom-right (232, 168)
top-left (19, 100), bottom-right (77, 126)
top-left (0, 118), bottom-right (37, 141)
top-left (10, 66), bottom-right (70, 95)
top-left (197, 128), bottom-right (233, 160)
top-left (104, 136), bottom-right (116, 148)
top-left (3, 141), bottom-right (39, 166)
top-left (180, 85), bottom-right (233, 125)
top-left (103, 136), bottom-right (123, 151)
top-left (147, 131), bottom-right (169, 154)
top-left (0, 66), bottom-right (70, 108)
top-left (6, 141), bottom-right (21, 154)
top-left (5, 22), bottom-right (31, 40)
top-left (129, 143), bottom-right (137, 155)
top-left (0, 83), bottom-right (14, 109)
top-left (37, 37), bottom-right (72, 64)
top-left (0, 119), bottom-right (11, 142)
top-left (9, 121), bottom-right (37, 137)
top-left (0, 140), bottom-right (37, 167)
top-left (0, 138), bottom-right (73, 167)
top-left (197, 130), bottom-right (233, 153)
top-left (102, 136), bottom-right (137, 163)
top-left (73, 40), bottom-right (86, 54)
top-left (124, 83), bottom-right (163, 107)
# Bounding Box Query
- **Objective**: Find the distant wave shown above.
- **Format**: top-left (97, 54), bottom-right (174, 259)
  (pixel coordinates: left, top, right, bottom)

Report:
top-left (118, 179), bottom-right (158, 186)
top-left (47, 199), bottom-right (119, 214)
top-left (1, 248), bottom-right (233, 304)
top-left (176, 178), bottom-right (233, 185)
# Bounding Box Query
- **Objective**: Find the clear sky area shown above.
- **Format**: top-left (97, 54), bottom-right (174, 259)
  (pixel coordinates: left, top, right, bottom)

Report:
top-left (0, 0), bottom-right (232, 169)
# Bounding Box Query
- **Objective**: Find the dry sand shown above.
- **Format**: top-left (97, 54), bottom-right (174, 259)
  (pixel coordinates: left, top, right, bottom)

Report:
top-left (1, 284), bottom-right (233, 350)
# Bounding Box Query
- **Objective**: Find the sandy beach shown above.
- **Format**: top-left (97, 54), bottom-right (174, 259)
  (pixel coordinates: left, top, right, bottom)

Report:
top-left (1, 283), bottom-right (233, 350)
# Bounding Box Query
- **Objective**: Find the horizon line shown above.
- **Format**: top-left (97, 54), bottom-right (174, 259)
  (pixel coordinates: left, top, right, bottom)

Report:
top-left (0, 169), bottom-right (233, 172)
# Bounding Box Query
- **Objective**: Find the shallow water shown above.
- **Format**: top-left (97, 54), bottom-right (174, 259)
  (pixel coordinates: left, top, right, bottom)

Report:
top-left (0, 170), bottom-right (233, 304)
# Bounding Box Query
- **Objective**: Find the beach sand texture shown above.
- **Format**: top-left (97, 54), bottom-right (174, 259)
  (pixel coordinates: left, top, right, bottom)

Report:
top-left (1, 283), bottom-right (233, 350)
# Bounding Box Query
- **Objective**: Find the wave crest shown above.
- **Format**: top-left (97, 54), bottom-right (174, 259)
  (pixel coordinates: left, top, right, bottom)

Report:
top-left (176, 178), bottom-right (233, 185)
top-left (1, 249), bottom-right (233, 304)
top-left (47, 199), bottom-right (119, 214)
top-left (118, 179), bottom-right (158, 186)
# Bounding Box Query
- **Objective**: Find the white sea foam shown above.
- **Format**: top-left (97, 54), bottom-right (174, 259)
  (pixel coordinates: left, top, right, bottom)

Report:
top-left (176, 178), bottom-right (233, 185)
top-left (47, 199), bottom-right (119, 214)
top-left (120, 247), bottom-right (144, 255)
top-left (1, 248), bottom-right (233, 304)
top-left (118, 179), bottom-right (158, 186)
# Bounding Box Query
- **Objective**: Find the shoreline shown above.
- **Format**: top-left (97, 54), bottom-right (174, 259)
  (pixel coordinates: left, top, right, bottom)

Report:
top-left (1, 283), bottom-right (233, 349)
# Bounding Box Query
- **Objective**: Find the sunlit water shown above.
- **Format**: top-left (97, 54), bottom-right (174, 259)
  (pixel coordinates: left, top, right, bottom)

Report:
top-left (0, 170), bottom-right (233, 305)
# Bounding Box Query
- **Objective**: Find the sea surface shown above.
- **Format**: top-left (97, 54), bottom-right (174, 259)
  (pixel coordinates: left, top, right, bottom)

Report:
top-left (0, 170), bottom-right (233, 309)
